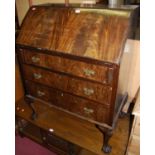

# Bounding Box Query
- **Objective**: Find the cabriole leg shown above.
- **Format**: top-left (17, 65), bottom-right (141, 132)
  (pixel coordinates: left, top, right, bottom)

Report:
top-left (102, 130), bottom-right (112, 153)
top-left (96, 125), bottom-right (113, 153)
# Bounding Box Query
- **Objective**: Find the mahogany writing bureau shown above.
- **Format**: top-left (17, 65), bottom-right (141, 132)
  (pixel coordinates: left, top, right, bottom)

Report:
top-left (16, 4), bottom-right (134, 153)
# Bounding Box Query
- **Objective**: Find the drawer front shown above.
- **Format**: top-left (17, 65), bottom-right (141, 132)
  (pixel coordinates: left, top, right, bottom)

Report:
top-left (67, 95), bottom-right (109, 123)
top-left (26, 81), bottom-right (69, 109)
top-left (20, 49), bottom-right (113, 84)
top-left (26, 81), bottom-right (57, 103)
top-left (68, 78), bottom-right (112, 104)
top-left (23, 65), bottom-right (68, 91)
top-left (26, 81), bottom-right (109, 124)
top-left (56, 90), bottom-right (109, 123)
top-left (41, 130), bottom-right (69, 153)
top-left (23, 65), bottom-right (112, 104)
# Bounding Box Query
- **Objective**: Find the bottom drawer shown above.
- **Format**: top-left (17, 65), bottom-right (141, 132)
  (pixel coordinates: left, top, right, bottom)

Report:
top-left (40, 129), bottom-right (79, 154)
top-left (26, 81), bottom-right (110, 124)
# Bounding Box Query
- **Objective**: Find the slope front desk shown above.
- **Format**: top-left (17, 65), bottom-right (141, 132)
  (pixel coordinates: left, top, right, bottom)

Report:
top-left (16, 4), bottom-right (134, 153)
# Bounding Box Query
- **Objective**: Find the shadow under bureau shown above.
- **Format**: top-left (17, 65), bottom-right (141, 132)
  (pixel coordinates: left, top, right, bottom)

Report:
top-left (16, 4), bottom-right (134, 153)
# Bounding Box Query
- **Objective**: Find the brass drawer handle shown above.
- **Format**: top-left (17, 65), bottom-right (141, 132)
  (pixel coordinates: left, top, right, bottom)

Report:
top-left (33, 73), bottom-right (42, 79)
top-left (31, 56), bottom-right (40, 63)
top-left (83, 69), bottom-right (95, 76)
top-left (83, 88), bottom-right (94, 96)
top-left (37, 91), bottom-right (45, 97)
top-left (84, 107), bottom-right (94, 114)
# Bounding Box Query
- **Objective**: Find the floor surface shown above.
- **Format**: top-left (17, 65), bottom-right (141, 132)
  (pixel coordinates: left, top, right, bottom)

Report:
top-left (15, 135), bottom-right (56, 155)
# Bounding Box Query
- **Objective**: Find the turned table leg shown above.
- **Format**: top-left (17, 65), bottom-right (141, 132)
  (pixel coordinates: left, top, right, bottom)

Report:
top-left (96, 125), bottom-right (113, 153)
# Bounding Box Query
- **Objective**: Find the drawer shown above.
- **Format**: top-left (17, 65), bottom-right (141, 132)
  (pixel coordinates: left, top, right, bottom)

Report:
top-left (23, 64), bottom-right (68, 91)
top-left (41, 130), bottom-right (69, 153)
top-left (68, 78), bottom-right (112, 104)
top-left (23, 65), bottom-right (112, 104)
top-left (67, 95), bottom-right (109, 123)
top-left (26, 81), bottom-right (57, 103)
top-left (56, 90), bottom-right (109, 123)
top-left (26, 81), bottom-right (109, 124)
top-left (19, 49), bottom-right (113, 84)
top-left (26, 81), bottom-right (69, 108)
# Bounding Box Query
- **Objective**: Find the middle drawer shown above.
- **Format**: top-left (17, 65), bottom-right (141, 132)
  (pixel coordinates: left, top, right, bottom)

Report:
top-left (23, 65), bottom-right (112, 105)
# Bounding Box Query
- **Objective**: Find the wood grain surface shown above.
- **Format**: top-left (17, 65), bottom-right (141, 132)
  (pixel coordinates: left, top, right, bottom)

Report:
top-left (15, 5), bottom-right (134, 154)
top-left (16, 6), bottom-right (131, 63)
top-left (20, 49), bottom-right (111, 84)
top-left (26, 81), bottom-right (110, 124)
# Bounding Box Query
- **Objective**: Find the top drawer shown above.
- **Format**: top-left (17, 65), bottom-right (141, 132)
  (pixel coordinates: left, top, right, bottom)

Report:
top-left (19, 49), bottom-right (114, 85)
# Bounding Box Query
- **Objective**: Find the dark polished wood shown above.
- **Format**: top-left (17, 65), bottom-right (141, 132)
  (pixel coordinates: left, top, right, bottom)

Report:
top-left (26, 81), bottom-right (110, 124)
top-left (16, 4), bottom-right (134, 153)
top-left (16, 5), bottom-right (131, 64)
top-left (23, 65), bottom-right (112, 104)
top-left (96, 125), bottom-right (113, 153)
top-left (20, 49), bottom-right (111, 84)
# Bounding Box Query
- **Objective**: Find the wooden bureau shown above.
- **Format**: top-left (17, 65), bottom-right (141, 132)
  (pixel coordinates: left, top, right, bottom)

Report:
top-left (16, 4), bottom-right (135, 153)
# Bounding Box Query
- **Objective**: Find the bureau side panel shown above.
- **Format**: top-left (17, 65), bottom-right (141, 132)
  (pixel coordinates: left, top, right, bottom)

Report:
top-left (108, 65), bottom-right (120, 126)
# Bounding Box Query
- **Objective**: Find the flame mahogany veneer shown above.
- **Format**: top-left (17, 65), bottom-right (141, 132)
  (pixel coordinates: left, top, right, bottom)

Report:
top-left (16, 4), bottom-right (134, 153)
